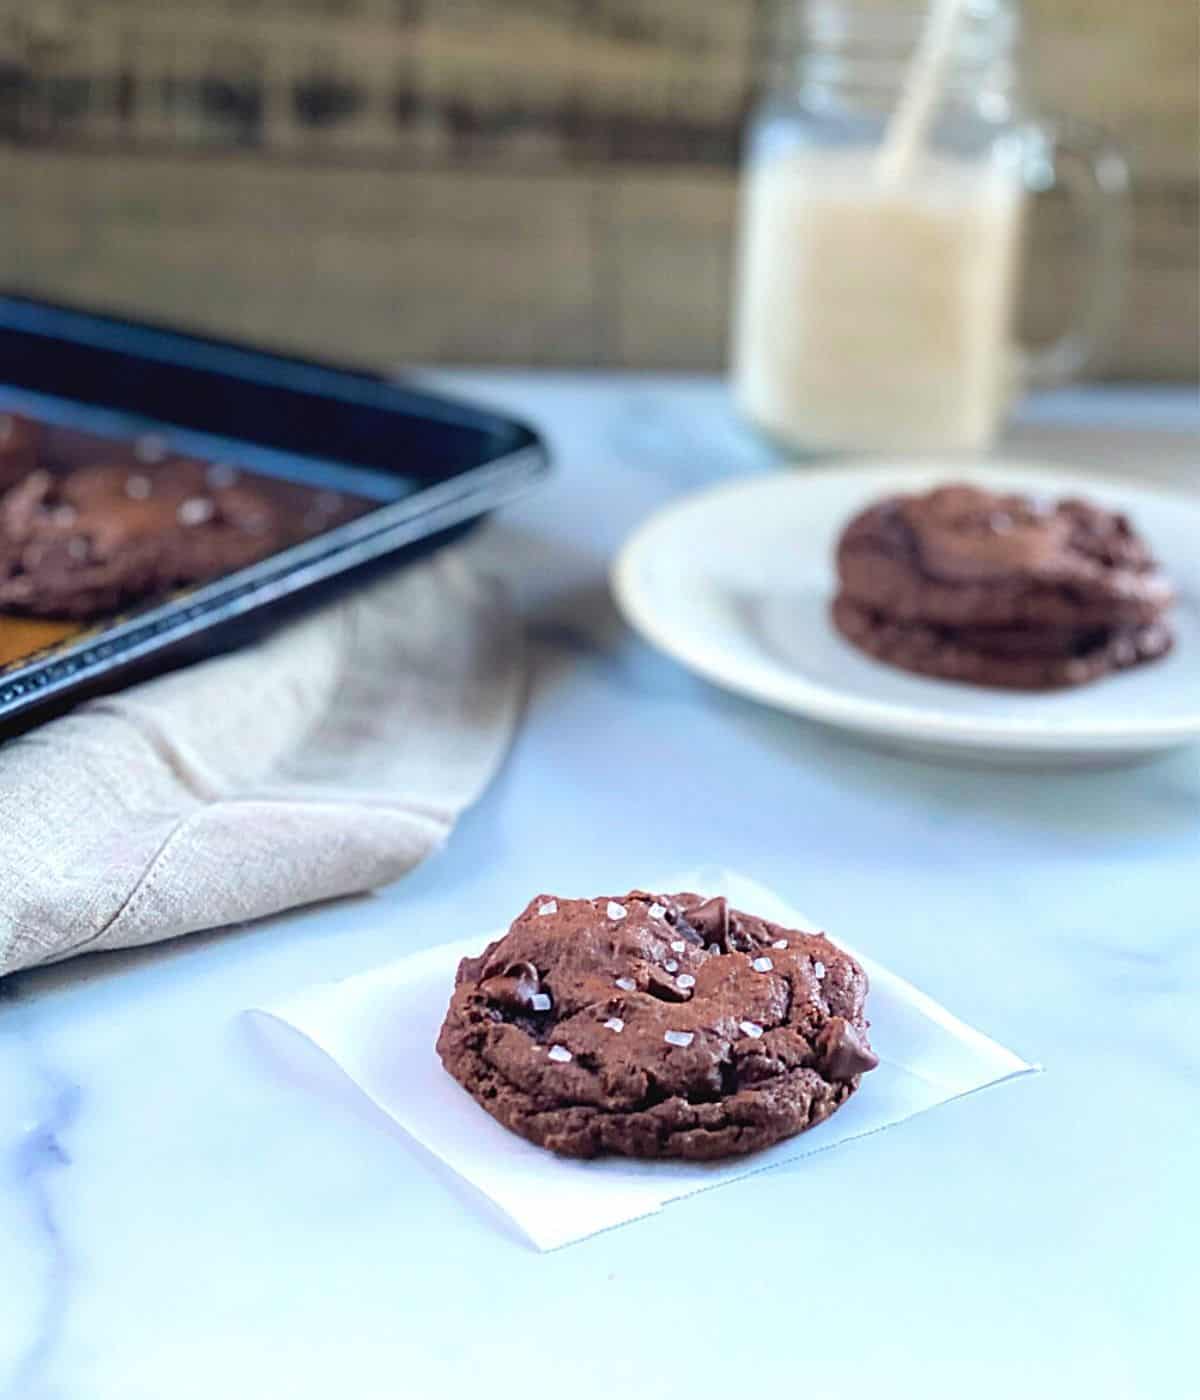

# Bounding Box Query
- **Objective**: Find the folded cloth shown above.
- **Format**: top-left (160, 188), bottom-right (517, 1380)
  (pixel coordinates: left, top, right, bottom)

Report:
top-left (0, 550), bottom-right (523, 978)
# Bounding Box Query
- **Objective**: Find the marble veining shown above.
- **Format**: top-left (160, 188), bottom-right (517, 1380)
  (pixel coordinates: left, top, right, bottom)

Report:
top-left (1, 982), bottom-right (80, 1400)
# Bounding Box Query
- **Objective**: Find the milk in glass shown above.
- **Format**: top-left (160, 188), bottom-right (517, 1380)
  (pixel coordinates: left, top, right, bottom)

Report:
top-left (732, 147), bottom-right (1026, 454)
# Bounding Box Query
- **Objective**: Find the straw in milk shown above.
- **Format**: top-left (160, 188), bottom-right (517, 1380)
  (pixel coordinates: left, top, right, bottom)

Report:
top-left (875, 0), bottom-right (970, 187)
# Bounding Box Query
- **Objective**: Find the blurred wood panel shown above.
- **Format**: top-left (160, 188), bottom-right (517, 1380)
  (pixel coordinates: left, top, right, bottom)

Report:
top-left (1026, 0), bottom-right (1199, 183)
top-left (1, 152), bottom-right (604, 365)
top-left (0, 0), bottom-right (1195, 377)
top-left (5, 150), bottom-right (1194, 380)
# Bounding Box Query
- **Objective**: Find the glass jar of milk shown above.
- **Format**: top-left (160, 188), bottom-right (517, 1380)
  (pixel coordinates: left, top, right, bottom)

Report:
top-left (731, 0), bottom-right (1128, 455)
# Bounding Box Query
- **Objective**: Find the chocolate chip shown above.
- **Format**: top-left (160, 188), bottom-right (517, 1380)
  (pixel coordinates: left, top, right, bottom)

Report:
top-left (642, 967), bottom-right (691, 1003)
top-left (683, 896), bottom-right (730, 949)
top-left (480, 959), bottom-right (543, 1012)
top-left (502, 960), bottom-right (542, 1008)
top-left (816, 1017), bottom-right (879, 1081)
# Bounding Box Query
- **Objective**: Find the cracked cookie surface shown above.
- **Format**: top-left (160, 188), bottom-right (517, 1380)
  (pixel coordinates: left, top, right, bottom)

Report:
top-left (436, 891), bottom-right (877, 1160)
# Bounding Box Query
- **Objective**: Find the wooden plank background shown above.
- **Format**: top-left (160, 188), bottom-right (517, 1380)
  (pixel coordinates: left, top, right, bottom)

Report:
top-left (1, 0), bottom-right (1195, 378)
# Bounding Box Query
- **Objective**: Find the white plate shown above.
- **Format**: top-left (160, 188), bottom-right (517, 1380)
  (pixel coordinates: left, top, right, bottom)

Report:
top-left (612, 461), bottom-right (1200, 766)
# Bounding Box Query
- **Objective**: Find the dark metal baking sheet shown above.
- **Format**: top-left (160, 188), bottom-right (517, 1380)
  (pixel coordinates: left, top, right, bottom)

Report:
top-left (0, 294), bottom-right (549, 736)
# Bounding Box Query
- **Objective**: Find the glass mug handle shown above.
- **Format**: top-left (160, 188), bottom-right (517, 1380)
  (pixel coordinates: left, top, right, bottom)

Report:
top-left (1019, 114), bottom-right (1131, 390)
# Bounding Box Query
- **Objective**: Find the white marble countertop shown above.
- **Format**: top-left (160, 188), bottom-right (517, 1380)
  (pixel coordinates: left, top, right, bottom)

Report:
top-left (2, 375), bottom-right (1197, 1400)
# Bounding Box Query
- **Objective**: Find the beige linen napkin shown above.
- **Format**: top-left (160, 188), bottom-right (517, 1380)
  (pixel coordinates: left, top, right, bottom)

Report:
top-left (0, 549), bottom-right (523, 978)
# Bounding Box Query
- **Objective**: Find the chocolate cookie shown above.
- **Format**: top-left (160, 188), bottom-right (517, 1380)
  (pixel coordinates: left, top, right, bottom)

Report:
top-left (437, 891), bottom-right (877, 1161)
top-left (833, 595), bottom-right (1173, 691)
top-left (832, 483), bottom-right (1175, 690)
top-left (0, 414), bottom-right (43, 490)
top-left (0, 459), bottom-right (283, 619)
top-left (837, 484), bottom-right (1174, 629)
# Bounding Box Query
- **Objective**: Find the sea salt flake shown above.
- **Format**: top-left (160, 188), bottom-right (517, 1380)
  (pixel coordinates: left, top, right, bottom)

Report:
top-left (739, 1020), bottom-right (764, 1039)
top-left (773, 939), bottom-right (789, 949)
top-left (206, 462), bottom-right (238, 488)
top-left (670, 940), bottom-right (686, 953)
top-left (752, 957), bottom-right (774, 973)
top-left (607, 901), bottom-right (627, 921)
top-left (648, 903), bottom-right (667, 920)
top-left (664, 960), bottom-right (678, 973)
top-left (676, 974), bottom-right (696, 990)
top-left (538, 899), bottom-right (558, 916)
top-left (603, 1017), bottom-right (624, 1033)
top-left (177, 496), bottom-right (215, 527)
top-left (124, 474), bottom-right (152, 500)
top-left (547, 1045), bottom-right (573, 1063)
top-left (134, 433), bottom-right (168, 463)
top-left (708, 943), bottom-right (721, 955)
top-left (663, 1030), bottom-right (694, 1049)
top-left (529, 992), bottom-right (552, 1012)
top-left (615, 976), bottom-right (636, 992)
top-left (814, 960), bottom-right (826, 979)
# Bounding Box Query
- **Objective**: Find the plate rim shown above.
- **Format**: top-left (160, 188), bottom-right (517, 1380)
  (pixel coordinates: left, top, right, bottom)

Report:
top-left (611, 459), bottom-right (1200, 753)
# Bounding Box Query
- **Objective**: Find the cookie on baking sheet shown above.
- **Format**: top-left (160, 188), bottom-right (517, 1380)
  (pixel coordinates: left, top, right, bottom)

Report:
top-left (436, 891), bottom-right (877, 1161)
top-left (0, 459), bottom-right (283, 619)
top-left (0, 413), bottom-right (43, 490)
top-left (832, 483), bottom-right (1175, 690)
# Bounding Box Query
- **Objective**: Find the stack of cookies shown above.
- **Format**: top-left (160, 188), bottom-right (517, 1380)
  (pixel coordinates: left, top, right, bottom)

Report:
top-left (832, 483), bottom-right (1175, 690)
